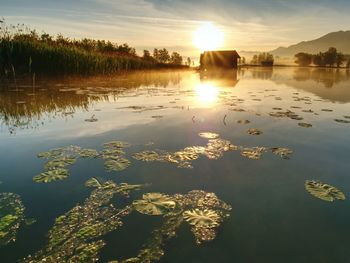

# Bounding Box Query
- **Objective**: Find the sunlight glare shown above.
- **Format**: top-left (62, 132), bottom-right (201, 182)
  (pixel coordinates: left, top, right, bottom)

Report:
top-left (193, 22), bottom-right (224, 51)
top-left (194, 83), bottom-right (219, 107)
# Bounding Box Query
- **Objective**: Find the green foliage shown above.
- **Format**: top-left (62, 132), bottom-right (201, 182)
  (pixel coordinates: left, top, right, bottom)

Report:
top-left (305, 180), bottom-right (345, 202)
top-left (295, 52), bottom-right (313, 66)
top-left (0, 21), bottom-right (187, 76)
top-left (251, 53), bottom-right (274, 66)
top-left (0, 193), bottom-right (25, 246)
top-left (295, 47), bottom-right (346, 67)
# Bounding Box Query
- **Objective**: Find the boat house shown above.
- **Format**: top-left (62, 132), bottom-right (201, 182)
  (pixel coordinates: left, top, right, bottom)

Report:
top-left (200, 50), bottom-right (240, 69)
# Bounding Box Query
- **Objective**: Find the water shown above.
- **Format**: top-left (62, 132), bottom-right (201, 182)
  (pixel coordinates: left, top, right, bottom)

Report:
top-left (0, 68), bottom-right (350, 262)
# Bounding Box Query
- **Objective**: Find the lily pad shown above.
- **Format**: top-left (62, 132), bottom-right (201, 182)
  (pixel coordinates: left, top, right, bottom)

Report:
top-left (271, 147), bottom-right (293, 159)
top-left (85, 177), bottom-right (103, 188)
top-left (103, 141), bottom-right (130, 149)
top-left (133, 193), bottom-right (176, 216)
top-left (33, 169), bottom-right (69, 183)
top-left (247, 128), bottom-right (263, 135)
top-left (198, 132), bottom-right (219, 139)
top-left (183, 209), bottom-right (220, 228)
top-left (237, 120), bottom-right (250, 124)
top-left (241, 147), bottom-right (266, 160)
top-left (334, 119), bottom-right (350, 124)
top-left (298, 122), bottom-right (312, 128)
top-left (305, 180), bottom-right (345, 202)
top-left (104, 158), bottom-right (130, 172)
top-left (132, 151), bottom-right (160, 162)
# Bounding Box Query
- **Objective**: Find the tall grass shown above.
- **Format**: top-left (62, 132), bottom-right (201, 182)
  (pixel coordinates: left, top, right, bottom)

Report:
top-left (0, 22), bottom-right (186, 76)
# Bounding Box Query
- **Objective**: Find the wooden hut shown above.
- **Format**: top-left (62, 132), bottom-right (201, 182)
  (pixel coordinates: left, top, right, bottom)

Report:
top-left (200, 50), bottom-right (240, 69)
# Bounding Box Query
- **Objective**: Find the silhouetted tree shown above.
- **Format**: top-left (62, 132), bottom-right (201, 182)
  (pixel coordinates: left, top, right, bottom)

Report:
top-left (347, 59), bottom-right (350, 68)
top-left (295, 52), bottom-right (312, 66)
top-left (170, 52), bottom-right (182, 65)
top-left (336, 52), bottom-right (345, 67)
top-left (313, 53), bottom-right (326, 66)
top-left (323, 47), bottom-right (337, 67)
top-left (153, 48), bottom-right (170, 63)
top-left (186, 57), bottom-right (191, 66)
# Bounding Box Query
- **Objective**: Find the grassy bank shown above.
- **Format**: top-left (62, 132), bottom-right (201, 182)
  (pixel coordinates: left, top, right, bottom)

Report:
top-left (0, 23), bottom-right (188, 77)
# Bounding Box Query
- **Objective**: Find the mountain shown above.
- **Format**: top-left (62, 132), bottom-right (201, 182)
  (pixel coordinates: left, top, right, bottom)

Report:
top-left (270, 30), bottom-right (350, 57)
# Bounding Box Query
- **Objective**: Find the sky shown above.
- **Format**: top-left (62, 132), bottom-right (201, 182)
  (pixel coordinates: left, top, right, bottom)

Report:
top-left (1, 0), bottom-right (350, 57)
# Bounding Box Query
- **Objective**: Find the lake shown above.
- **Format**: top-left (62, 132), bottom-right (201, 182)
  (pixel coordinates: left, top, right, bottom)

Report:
top-left (1, 67), bottom-right (350, 263)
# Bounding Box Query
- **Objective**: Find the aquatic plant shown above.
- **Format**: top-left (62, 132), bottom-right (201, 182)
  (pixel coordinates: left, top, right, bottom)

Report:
top-left (247, 128), bottom-right (263, 135)
top-left (237, 119), bottom-right (250, 124)
top-left (269, 110), bottom-right (303, 121)
top-left (33, 169), bottom-right (69, 183)
top-left (203, 139), bottom-right (238, 160)
top-left (119, 190), bottom-right (231, 262)
top-left (198, 132), bottom-right (219, 139)
top-left (334, 119), bottom-right (350, 124)
top-left (104, 157), bottom-right (131, 172)
top-left (85, 177), bottom-right (102, 188)
top-left (35, 145), bottom-right (100, 183)
top-left (241, 147), bottom-right (266, 160)
top-left (271, 147), bottom-right (293, 159)
top-left (183, 209), bottom-right (220, 228)
top-left (132, 151), bottom-right (160, 162)
top-left (0, 193), bottom-right (25, 246)
top-left (133, 193), bottom-right (176, 216)
top-left (24, 181), bottom-right (142, 262)
top-left (305, 180), bottom-right (345, 202)
top-left (298, 122), bottom-right (312, 128)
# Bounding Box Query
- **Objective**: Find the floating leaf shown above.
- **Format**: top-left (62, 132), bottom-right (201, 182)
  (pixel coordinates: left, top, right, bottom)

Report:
top-left (85, 177), bottom-right (102, 188)
top-left (198, 132), bottom-right (219, 139)
top-left (133, 193), bottom-right (176, 216)
top-left (334, 119), bottom-right (350, 124)
top-left (298, 122), bottom-right (312, 128)
top-left (247, 128), bottom-right (263, 135)
top-left (271, 147), bottom-right (293, 159)
top-left (237, 120), bottom-right (250, 124)
top-left (78, 149), bottom-right (99, 158)
top-left (104, 158), bottom-right (130, 172)
top-left (132, 151), bottom-right (160, 162)
top-left (24, 181), bottom-right (141, 262)
top-left (0, 193), bottom-right (25, 246)
top-left (103, 141), bottom-right (130, 149)
top-left (241, 147), bottom-right (266, 160)
top-left (44, 157), bottom-right (76, 170)
top-left (183, 209), bottom-right (220, 228)
top-left (305, 180), bottom-right (345, 202)
top-left (33, 169), bottom-right (69, 183)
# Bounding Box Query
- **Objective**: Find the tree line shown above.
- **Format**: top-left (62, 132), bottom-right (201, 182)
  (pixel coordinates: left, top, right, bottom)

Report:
top-left (295, 47), bottom-right (350, 67)
top-left (0, 20), bottom-right (190, 76)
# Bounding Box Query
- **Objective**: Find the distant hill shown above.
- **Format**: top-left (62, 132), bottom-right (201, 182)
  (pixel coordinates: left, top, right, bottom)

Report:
top-left (270, 31), bottom-right (350, 57)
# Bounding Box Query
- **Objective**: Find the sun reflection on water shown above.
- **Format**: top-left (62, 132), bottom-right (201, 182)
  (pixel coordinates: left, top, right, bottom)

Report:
top-left (194, 83), bottom-right (219, 107)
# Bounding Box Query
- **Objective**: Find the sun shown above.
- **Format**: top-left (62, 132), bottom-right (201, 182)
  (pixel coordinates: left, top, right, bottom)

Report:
top-left (193, 22), bottom-right (224, 51)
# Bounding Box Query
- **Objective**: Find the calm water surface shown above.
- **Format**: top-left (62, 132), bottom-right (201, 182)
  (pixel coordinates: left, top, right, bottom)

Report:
top-left (1, 68), bottom-right (350, 262)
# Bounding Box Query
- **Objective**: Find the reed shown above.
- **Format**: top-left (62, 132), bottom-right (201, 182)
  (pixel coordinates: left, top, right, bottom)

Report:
top-left (0, 22), bottom-right (187, 76)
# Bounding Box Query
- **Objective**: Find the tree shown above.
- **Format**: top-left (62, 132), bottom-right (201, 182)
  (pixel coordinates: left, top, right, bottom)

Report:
top-left (295, 52), bottom-right (312, 66)
top-left (312, 53), bottom-right (325, 66)
top-left (154, 48), bottom-right (170, 63)
top-left (186, 57), bottom-right (191, 66)
top-left (347, 59), bottom-right (350, 68)
top-left (170, 52), bottom-right (182, 65)
top-left (336, 52), bottom-right (345, 67)
top-left (143, 49), bottom-right (151, 59)
top-left (323, 47), bottom-right (337, 67)
top-left (241, 57), bottom-right (246, 64)
top-left (251, 55), bottom-right (258, 65)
